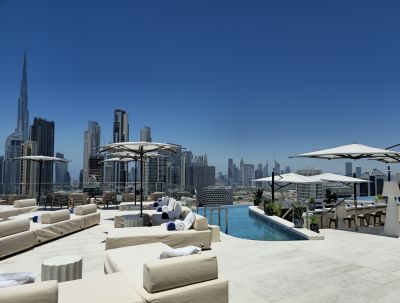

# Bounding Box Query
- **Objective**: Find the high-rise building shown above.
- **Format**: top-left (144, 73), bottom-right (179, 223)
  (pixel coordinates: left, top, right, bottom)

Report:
top-left (228, 158), bottom-right (234, 183)
top-left (181, 151), bottom-right (193, 190)
top-left (0, 156), bottom-right (4, 194)
top-left (356, 166), bottom-right (362, 177)
top-left (284, 166), bottom-right (291, 174)
top-left (263, 162), bottom-right (269, 177)
top-left (55, 152), bottom-right (68, 188)
top-left (88, 155), bottom-right (104, 184)
top-left (20, 140), bottom-right (37, 196)
top-left (30, 117), bottom-right (55, 193)
top-left (83, 121), bottom-right (101, 184)
top-left (113, 109), bottom-right (129, 191)
top-left (255, 163), bottom-right (263, 179)
top-left (242, 164), bottom-right (255, 187)
top-left (191, 165), bottom-right (215, 205)
top-left (345, 162), bottom-right (352, 176)
top-left (140, 126), bottom-right (152, 142)
top-left (273, 161), bottom-right (281, 175)
top-left (4, 52), bottom-right (30, 194)
top-left (18, 52), bottom-right (29, 141)
top-left (296, 168), bottom-right (323, 201)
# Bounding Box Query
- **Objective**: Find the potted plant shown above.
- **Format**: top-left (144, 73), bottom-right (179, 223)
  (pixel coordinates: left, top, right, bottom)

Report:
top-left (293, 205), bottom-right (305, 228)
top-left (309, 214), bottom-right (319, 233)
top-left (264, 199), bottom-right (274, 216)
top-left (273, 203), bottom-right (282, 217)
top-left (254, 189), bottom-right (263, 207)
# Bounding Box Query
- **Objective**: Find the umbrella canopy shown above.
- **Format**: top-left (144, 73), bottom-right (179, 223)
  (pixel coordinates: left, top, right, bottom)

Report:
top-left (98, 142), bottom-right (180, 216)
top-left (254, 173), bottom-right (322, 184)
top-left (314, 173), bottom-right (370, 184)
top-left (291, 143), bottom-right (400, 160)
top-left (99, 142), bottom-right (180, 154)
top-left (16, 155), bottom-right (69, 162)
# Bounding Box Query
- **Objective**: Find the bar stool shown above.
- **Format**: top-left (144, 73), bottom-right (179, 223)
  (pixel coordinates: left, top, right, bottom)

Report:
top-left (371, 210), bottom-right (383, 226)
top-left (357, 213), bottom-right (371, 227)
top-left (343, 214), bottom-right (356, 228)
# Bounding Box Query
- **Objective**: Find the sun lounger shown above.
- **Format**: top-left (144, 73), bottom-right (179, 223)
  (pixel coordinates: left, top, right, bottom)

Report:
top-left (104, 242), bottom-right (229, 303)
top-left (0, 199), bottom-right (39, 221)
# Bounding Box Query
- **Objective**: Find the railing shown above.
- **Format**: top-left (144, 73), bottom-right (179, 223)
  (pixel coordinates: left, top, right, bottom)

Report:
top-left (202, 206), bottom-right (229, 234)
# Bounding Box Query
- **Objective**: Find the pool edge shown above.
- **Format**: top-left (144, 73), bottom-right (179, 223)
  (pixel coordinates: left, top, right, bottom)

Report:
top-left (248, 206), bottom-right (325, 240)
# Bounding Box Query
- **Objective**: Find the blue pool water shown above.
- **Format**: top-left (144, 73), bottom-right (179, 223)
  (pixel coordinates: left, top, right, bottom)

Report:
top-left (197, 204), bottom-right (306, 241)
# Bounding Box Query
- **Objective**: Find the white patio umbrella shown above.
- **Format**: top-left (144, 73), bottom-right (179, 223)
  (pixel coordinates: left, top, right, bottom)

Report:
top-left (99, 142), bottom-right (180, 216)
top-left (291, 143), bottom-right (400, 233)
top-left (253, 173), bottom-right (323, 226)
top-left (103, 152), bottom-right (164, 204)
top-left (15, 155), bottom-right (70, 204)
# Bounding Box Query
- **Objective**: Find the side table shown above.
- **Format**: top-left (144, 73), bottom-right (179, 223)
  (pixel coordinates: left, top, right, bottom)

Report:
top-left (42, 255), bottom-right (82, 282)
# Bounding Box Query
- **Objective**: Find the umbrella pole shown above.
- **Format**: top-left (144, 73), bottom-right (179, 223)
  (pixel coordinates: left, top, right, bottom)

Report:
top-left (353, 172), bottom-right (358, 231)
top-left (37, 161), bottom-right (42, 205)
top-left (272, 172), bottom-right (275, 203)
top-left (140, 153), bottom-right (143, 217)
top-left (134, 160), bottom-right (137, 205)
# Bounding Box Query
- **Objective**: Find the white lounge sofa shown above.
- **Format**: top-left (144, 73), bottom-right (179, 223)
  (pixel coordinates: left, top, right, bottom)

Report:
top-left (0, 272), bottom-right (142, 303)
top-left (106, 213), bottom-right (211, 250)
top-left (104, 242), bottom-right (229, 303)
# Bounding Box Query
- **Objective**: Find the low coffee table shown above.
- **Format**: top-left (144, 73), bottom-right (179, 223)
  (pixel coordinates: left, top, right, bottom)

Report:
top-left (42, 255), bottom-right (82, 282)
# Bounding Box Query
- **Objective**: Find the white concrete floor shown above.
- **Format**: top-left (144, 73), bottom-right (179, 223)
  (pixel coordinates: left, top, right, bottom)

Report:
top-left (2, 209), bottom-right (400, 302)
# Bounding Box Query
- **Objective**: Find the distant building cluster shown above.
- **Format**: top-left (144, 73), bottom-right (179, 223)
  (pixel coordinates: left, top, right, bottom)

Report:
top-left (222, 158), bottom-right (291, 188)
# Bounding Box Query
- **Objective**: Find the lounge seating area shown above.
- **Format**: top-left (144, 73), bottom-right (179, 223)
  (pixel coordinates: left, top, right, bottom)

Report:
top-left (0, 195), bottom-right (228, 303)
top-left (104, 242), bottom-right (228, 303)
top-left (0, 204), bottom-right (101, 259)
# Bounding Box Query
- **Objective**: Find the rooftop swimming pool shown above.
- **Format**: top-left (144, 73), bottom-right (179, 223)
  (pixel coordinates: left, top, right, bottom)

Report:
top-left (197, 204), bottom-right (306, 241)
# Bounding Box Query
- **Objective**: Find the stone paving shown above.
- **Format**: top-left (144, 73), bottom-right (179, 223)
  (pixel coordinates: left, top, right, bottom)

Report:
top-left (1, 208), bottom-right (400, 302)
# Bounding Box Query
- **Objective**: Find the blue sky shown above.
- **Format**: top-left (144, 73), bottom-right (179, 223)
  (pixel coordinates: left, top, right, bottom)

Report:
top-left (1, 0), bottom-right (400, 179)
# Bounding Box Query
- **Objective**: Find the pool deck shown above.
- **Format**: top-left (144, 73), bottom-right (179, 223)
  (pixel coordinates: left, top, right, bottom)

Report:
top-left (2, 208), bottom-right (400, 302)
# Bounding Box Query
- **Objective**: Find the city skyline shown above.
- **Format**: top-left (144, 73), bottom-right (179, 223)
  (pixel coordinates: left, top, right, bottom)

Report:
top-left (1, 1), bottom-right (399, 179)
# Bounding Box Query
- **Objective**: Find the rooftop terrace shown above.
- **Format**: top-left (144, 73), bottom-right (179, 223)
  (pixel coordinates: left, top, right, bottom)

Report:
top-left (1, 208), bottom-right (400, 302)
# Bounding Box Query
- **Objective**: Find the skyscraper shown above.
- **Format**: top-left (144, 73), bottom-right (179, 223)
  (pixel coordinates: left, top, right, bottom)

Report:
top-left (20, 140), bottom-right (37, 196)
top-left (18, 51), bottom-right (29, 141)
top-left (113, 109), bottom-right (129, 191)
top-left (140, 126), bottom-right (152, 142)
top-left (4, 52), bottom-right (30, 194)
top-left (83, 121), bottom-right (101, 184)
top-left (55, 152), bottom-right (68, 188)
top-left (273, 161), bottom-right (281, 175)
top-left (263, 162), bottom-right (269, 177)
top-left (228, 158), bottom-right (234, 180)
top-left (356, 166), bottom-right (362, 177)
top-left (345, 162), bottom-right (352, 176)
top-left (0, 156), bottom-right (4, 194)
top-left (30, 117), bottom-right (55, 192)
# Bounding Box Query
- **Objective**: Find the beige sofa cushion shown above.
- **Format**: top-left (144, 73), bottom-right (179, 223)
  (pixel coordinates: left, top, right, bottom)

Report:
top-left (14, 198), bottom-right (37, 208)
top-left (41, 209), bottom-right (70, 224)
top-left (59, 273), bottom-right (142, 303)
top-left (0, 230), bottom-right (35, 259)
top-left (105, 226), bottom-right (212, 250)
top-left (143, 253), bottom-right (218, 293)
top-left (193, 214), bottom-right (208, 231)
top-left (32, 216), bottom-right (84, 244)
top-left (0, 280), bottom-right (58, 303)
top-left (0, 218), bottom-right (30, 238)
top-left (74, 204), bottom-right (97, 215)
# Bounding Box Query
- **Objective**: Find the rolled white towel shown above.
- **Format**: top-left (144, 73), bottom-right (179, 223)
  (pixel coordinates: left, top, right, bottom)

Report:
top-left (160, 246), bottom-right (202, 259)
top-left (175, 220), bottom-right (185, 231)
top-left (161, 205), bottom-right (169, 213)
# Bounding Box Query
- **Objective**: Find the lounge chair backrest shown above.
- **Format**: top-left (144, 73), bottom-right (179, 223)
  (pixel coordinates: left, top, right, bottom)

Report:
top-left (142, 253), bottom-right (218, 293)
top-left (0, 218), bottom-right (30, 238)
top-left (14, 198), bottom-right (37, 208)
top-left (192, 214), bottom-right (208, 231)
top-left (41, 209), bottom-right (71, 224)
top-left (0, 280), bottom-right (58, 303)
